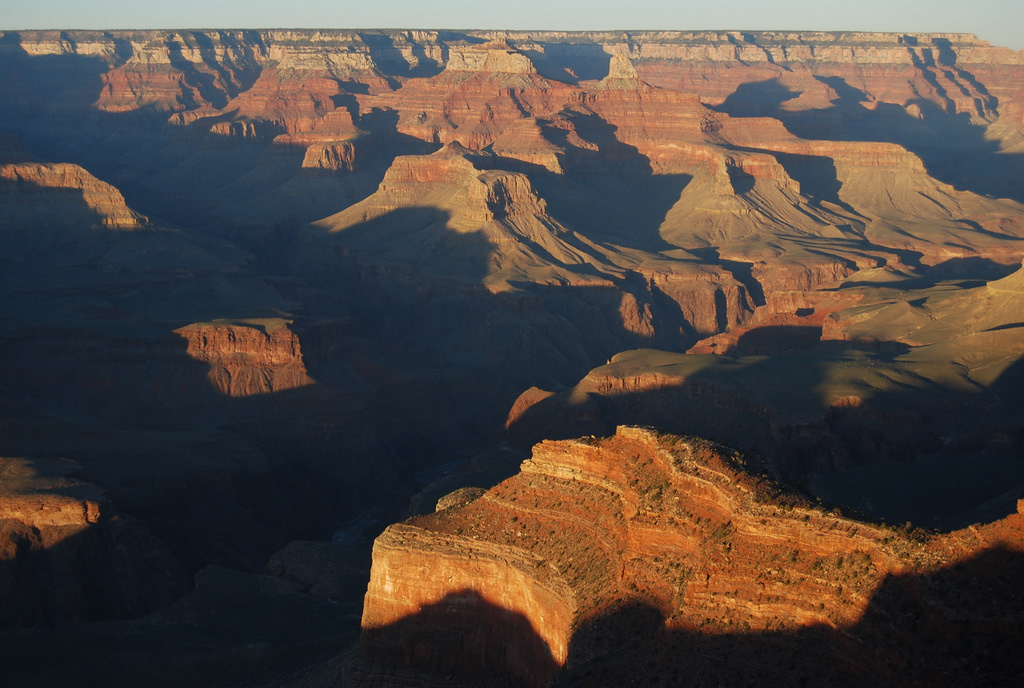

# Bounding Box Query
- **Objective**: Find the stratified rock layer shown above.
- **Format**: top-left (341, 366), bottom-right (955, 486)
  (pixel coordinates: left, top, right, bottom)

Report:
top-left (354, 427), bottom-right (1024, 686)
top-left (173, 319), bottom-right (314, 397)
top-left (0, 456), bottom-right (187, 627)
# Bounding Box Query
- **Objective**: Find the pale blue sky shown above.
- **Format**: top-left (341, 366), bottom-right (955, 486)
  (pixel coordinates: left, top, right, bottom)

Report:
top-left (2, 0), bottom-right (1022, 51)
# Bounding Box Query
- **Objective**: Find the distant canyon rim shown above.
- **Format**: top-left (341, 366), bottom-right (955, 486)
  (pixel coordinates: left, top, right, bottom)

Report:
top-left (0, 27), bottom-right (1023, 687)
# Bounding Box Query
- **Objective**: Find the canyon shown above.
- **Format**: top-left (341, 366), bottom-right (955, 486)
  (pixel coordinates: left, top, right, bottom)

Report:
top-left (0, 27), bottom-right (1022, 685)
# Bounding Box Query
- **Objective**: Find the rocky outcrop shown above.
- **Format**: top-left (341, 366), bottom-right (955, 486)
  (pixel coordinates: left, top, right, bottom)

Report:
top-left (174, 319), bottom-right (314, 397)
top-left (370, 45), bottom-right (576, 150)
top-left (300, 139), bottom-right (360, 171)
top-left (445, 40), bottom-right (541, 75)
top-left (0, 161), bottom-right (145, 231)
top-left (359, 526), bottom-right (572, 686)
top-left (353, 427), bottom-right (1024, 685)
top-left (0, 456), bottom-right (188, 627)
top-left (0, 458), bottom-right (105, 530)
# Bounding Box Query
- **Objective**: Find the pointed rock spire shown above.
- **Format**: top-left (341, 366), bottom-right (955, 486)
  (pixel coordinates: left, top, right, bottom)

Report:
top-left (607, 53), bottom-right (639, 80)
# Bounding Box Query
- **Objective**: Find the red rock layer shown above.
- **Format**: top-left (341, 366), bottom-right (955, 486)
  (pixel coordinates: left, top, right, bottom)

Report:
top-left (0, 456), bottom-right (187, 627)
top-left (353, 427), bottom-right (1024, 686)
top-left (93, 31), bottom-right (265, 113)
top-left (0, 162), bottom-right (145, 230)
top-left (369, 42), bottom-right (578, 150)
top-left (173, 320), bottom-right (314, 397)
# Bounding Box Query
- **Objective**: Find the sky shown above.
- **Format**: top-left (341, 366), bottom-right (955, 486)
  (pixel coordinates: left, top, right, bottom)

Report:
top-left (2, 0), bottom-right (1022, 51)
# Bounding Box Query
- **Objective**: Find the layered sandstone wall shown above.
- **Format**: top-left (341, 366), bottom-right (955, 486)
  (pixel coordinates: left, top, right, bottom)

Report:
top-left (360, 525), bottom-right (574, 686)
top-left (0, 162), bottom-right (145, 230)
top-left (352, 428), bottom-right (942, 684)
top-left (4, 29), bottom-right (1019, 117)
top-left (173, 320), bottom-right (314, 397)
top-left (0, 457), bottom-right (188, 627)
top-left (353, 427), bottom-right (1024, 685)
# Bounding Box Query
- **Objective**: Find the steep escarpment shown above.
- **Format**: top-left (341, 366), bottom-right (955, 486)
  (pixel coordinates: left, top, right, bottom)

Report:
top-left (0, 161), bottom-right (145, 231)
top-left (0, 456), bottom-right (188, 627)
top-left (174, 319), bottom-right (314, 397)
top-left (353, 427), bottom-right (1024, 686)
top-left (4, 28), bottom-right (1021, 219)
top-left (371, 40), bottom-right (577, 150)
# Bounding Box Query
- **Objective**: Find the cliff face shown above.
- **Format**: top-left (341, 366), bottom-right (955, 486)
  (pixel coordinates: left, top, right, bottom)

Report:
top-left (0, 161), bottom-right (145, 231)
top-left (6, 28), bottom-right (1022, 285)
top-left (353, 427), bottom-right (1024, 686)
top-left (0, 456), bottom-right (187, 627)
top-left (174, 320), bottom-right (314, 397)
top-left (11, 29), bottom-right (1016, 111)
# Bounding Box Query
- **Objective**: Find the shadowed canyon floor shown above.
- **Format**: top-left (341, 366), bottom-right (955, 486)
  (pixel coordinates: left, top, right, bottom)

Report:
top-left (0, 28), bottom-right (1023, 685)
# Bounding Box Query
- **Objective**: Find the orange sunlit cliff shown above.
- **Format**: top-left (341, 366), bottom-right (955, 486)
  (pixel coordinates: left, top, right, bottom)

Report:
top-left (351, 428), bottom-right (1024, 687)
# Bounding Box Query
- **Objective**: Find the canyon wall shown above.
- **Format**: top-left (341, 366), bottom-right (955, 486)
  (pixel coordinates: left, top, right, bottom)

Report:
top-left (353, 427), bottom-right (1024, 686)
top-left (0, 456), bottom-right (188, 626)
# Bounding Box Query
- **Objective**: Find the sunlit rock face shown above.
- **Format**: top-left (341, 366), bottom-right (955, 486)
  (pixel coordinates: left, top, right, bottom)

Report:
top-left (1, 161), bottom-right (145, 233)
top-left (352, 427), bottom-right (1024, 686)
top-left (174, 320), bottom-right (314, 397)
top-left (0, 456), bottom-right (188, 627)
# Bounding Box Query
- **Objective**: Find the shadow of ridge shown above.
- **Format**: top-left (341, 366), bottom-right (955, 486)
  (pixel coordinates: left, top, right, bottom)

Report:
top-left (503, 337), bottom-right (1024, 531)
top-left (553, 546), bottom-right (1024, 687)
top-left (355, 31), bottom-right (443, 80)
top-left (313, 205), bottom-right (495, 285)
top-left (715, 77), bottom-right (801, 118)
top-left (189, 30), bottom-right (263, 97)
top-left (716, 74), bottom-right (1024, 203)
top-left (485, 151), bottom-right (690, 254)
top-left (731, 324), bottom-right (826, 355)
top-left (521, 42), bottom-right (612, 84)
top-left (164, 37), bottom-right (229, 110)
top-left (0, 34), bottom-right (109, 117)
top-left (298, 204), bottom-right (702, 461)
top-left (505, 112), bottom-right (689, 253)
top-left (0, 297), bottom-right (425, 675)
top-left (0, 165), bottom-right (432, 628)
top-left (834, 255), bottom-right (1021, 290)
top-left (356, 589), bottom-right (558, 688)
top-left (310, 191), bottom-right (691, 363)
top-left (719, 140), bottom-right (858, 214)
top-left (0, 38), bottom-right (437, 231)
top-left (0, 169), bottom-right (141, 263)
top-left (347, 546), bottom-right (1024, 687)
top-left (0, 556), bottom-right (360, 688)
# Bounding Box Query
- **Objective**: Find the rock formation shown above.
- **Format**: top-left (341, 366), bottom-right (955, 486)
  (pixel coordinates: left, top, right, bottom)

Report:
top-left (174, 319), bottom-right (314, 397)
top-left (0, 161), bottom-right (147, 254)
top-left (0, 456), bottom-right (187, 627)
top-left (352, 427), bottom-right (1024, 686)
